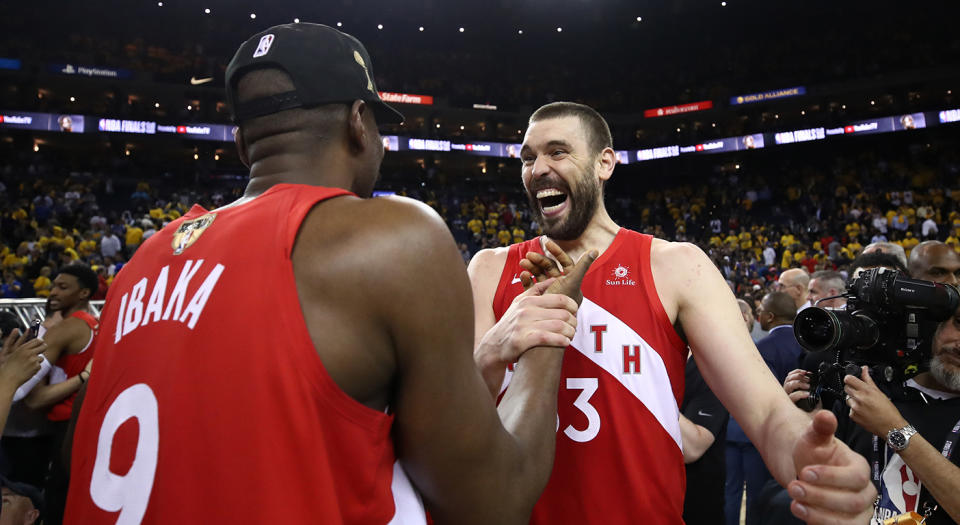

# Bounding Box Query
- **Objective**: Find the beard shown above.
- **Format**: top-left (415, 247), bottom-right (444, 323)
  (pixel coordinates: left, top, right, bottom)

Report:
top-left (526, 165), bottom-right (601, 241)
top-left (930, 354), bottom-right (960, 392)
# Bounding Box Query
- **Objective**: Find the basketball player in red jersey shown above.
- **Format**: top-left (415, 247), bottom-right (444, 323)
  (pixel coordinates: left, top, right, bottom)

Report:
top-left (19, 264), bottom-right (98, 418)
top-left (469, 102), bottom-right (876, 525)
top-left (65, 24), bottom-right (592, 525)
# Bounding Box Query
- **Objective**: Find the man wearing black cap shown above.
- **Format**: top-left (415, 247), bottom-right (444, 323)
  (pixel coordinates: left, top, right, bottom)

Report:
top-left (65, 23), bottom-right (590, 525)
top-left (1, 476), bottom-right (42, 525)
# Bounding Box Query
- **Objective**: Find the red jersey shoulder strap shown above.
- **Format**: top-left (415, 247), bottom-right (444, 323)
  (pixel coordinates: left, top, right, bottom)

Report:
top-left (277, 184), bottom-right (354, 258)
top-left (492, 237), bottom-right (544, 320)
top-left (69, 310), bottom-right (99, 331)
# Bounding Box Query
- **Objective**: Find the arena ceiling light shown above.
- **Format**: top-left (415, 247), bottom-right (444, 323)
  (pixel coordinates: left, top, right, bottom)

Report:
top-left (157, 1), bottom-right (162, 6)
top-left (459, 27), bottom-right (465, 32)
top-left (419, 26), bottom-right (424, 31)
top-left (721, 1), bottom-right (727, 5)
top-left (556, 27), bottom-right (563, 32)
top-left (337, 22), bottom-right (342, 27)
top-left (70, 96), bottom-right (76, 102)
top-left (377, 24), bottom-right (383, 30)
top-left (250, 13), bottom-right (256, 19)
top-left (518, 30), bottom-right (523, 34)
top-left (204, 8), bottom-right (210, 14)
top-left (636, 16), bottom-right (642, 22)
top-left (294, 18), bottom-right (300, 23)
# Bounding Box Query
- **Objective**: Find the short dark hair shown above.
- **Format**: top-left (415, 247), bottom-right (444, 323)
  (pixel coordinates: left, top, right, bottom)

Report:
top-left (762, 291), bottom-right (798, 322)
top-left (849, 252), bottom-right (908, 275)
top-left (529, 102), bottom-right (613, 157)
top-left (0, 311), bottom-right (23, 338)
top-left (57, 264), bottom-right (99, 296)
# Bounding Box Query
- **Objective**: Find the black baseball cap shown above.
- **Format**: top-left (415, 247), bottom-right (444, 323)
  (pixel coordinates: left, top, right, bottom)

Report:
top-left (226, 23), bottom-right (404, 125)
top-left (0, 474), bottom-right (43, 516)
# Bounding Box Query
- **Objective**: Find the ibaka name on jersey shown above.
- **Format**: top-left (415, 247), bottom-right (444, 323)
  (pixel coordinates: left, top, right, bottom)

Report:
top-left (113, 259), bottom-right (225, 343)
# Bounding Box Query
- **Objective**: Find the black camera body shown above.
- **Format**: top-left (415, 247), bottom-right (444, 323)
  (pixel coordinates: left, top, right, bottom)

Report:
top-left (793, 268), bottom-right (959, 404)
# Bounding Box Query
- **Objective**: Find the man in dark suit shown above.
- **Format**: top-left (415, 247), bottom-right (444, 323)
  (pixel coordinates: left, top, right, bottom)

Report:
top-left (725, 291), bottom-right (802, 525)
top-left (755, 291), bottom-right (805, 384)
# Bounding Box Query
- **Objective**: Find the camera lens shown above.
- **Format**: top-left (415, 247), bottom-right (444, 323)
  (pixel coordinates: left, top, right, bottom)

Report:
top-left (794, 308), bottom-right (841, 352)
top-left (795, 307), bottom-right (879, 353)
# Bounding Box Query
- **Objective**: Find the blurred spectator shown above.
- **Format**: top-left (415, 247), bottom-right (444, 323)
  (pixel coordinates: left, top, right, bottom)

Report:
top-left (0, 475), bottom-right (42, 525)
top-left (807, 270), bottom-right (847, 309)
top-left (908, 241), bottom-right (960, 285)
top-left (777, 268), bottom-right (811, 311)
top-left (100, 232), bottom-right (121, 259)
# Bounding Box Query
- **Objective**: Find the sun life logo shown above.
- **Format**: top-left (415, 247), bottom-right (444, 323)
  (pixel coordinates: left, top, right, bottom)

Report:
top-left (606, 264), bottom-right (636, 286)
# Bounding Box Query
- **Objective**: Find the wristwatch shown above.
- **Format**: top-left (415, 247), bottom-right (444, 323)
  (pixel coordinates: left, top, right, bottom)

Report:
top-left (886, 425), bottom-right (918, 452)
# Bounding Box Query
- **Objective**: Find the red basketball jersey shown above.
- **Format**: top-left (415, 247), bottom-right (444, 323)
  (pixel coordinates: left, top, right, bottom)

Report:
top-left (65, 184), bottom-right (426, 525)
top-left (48, 310), bottom-right (98, 421)
top-left (493, 230), bottom-right (688, 525)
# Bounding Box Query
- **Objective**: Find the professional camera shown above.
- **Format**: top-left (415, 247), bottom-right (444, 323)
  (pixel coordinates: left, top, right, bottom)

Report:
top-left (793, 267), bottom-right (959, 403)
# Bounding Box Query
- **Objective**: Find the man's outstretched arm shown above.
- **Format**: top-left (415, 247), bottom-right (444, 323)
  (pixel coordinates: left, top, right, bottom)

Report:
top-left (657, 241), bottom-right (875, 524)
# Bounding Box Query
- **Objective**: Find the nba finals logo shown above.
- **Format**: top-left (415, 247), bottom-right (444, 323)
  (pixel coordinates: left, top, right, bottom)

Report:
top-left (171, 213), bottom-right (217, 255)
top-left (606, 265), bottom-right (637, 286)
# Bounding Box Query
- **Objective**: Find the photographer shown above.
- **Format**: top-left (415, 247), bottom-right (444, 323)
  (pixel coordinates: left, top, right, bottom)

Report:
top-left (839, 311), bottom-right (960, 523)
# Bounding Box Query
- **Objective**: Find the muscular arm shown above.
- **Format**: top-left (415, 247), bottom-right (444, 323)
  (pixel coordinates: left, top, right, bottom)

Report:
top-left (296, 197), bottom-right (586, 524)
top-left (899, 435), bottom-right (960, 520)
top-left (38, 316), bottom-right (87, 364)
top-left (24, 374), bottom-right (83, 410)
top-left (658, 242), bottom-right (873, 524)
top-left (660, 242), bottom-right (809, 483)
top-left (467, 248), bottom-right (509, 397)
top-left (679, 414), bottom-right (715, 464)
top-left (24, 318), bottom-right (89, 409)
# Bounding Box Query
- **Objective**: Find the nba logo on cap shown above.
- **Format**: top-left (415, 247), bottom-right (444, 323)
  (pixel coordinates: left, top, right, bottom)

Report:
top-left (253, 34), bottom-right (275, 58)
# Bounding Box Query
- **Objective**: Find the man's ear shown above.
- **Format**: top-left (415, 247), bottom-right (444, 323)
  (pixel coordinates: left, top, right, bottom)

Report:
top-left (234, 126), bottom-right (250, 168)
top-left (346, 100), bottom-right (370, 153)
top-left (597, 147), bottom-right (617, 183)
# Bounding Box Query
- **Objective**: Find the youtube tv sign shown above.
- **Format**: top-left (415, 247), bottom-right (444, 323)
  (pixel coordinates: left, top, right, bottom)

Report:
top-left (644, 101), bottom-right (713, 118)
top-left (378, 92), bottom-right (434, 105)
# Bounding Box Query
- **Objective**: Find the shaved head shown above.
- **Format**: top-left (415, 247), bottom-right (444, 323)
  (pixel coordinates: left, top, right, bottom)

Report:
top-left (778, 268), bottom-right (810, 308)
top-left (909, 241), bottom-right (960, 285)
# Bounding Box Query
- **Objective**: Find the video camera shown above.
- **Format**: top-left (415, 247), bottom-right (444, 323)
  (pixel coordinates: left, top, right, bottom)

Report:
top-left (793, 267), bottom-right (959, 404)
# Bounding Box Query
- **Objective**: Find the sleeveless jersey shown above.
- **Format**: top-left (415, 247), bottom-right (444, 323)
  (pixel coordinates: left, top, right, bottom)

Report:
top-left (493, 230), bottom-right (688, 525)
top-left (65, 184), bottom-right (425, 525)
top-left (48, 310), bottom-right (98, 421)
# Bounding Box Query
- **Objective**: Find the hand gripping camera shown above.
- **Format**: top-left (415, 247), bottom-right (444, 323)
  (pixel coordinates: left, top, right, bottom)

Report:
top-left (793, 268), bottom-right (960, 403)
